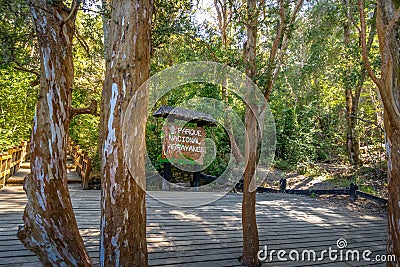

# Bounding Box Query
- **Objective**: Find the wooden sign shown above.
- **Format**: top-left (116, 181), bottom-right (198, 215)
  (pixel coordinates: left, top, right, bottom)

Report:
top-left (162, 123), bottom-right (206, 165)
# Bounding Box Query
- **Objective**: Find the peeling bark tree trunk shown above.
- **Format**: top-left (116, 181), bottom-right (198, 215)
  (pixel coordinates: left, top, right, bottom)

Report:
top-left (99, 0), bottom-right (152, 266)
top-left (17, 1), bottom-right (92, 266)
top-left (359, 0), bottom-right (400, 264)
top-left (383, 112), bottom-right (400, 266)
top-left (241, 0), bottom-right (259, 266)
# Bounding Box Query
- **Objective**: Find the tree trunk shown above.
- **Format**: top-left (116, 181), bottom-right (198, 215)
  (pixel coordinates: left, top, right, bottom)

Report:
top-left (241, 0), bottom-right (259, 266)
top-left (99, 0), bottom-right (152, 266)
top-left (375, 2), bottom-right (400, 264)
top-left (343, 8), bottom-right (376, 166)
top-left (359, 0), bottom-right (400, 264)
top-left (345, 87), bottom-right (361, 165)
top-left (384, 113), bottom-right (400, 266)
top-left (17, 1), bottom-right (92, 266)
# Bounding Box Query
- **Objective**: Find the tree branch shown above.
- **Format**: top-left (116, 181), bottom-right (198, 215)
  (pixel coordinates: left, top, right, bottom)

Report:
top-left (13, 64), bottom-right (39, 76)
top-left (289, 0), bottom-right (304, 25)
top-left (63, 0), bottom-right (81, 25)
top-left (343, 0), bottom-right (361, 33)
top-left (263, 0), bottom-right (285, 100)
top-left (75, 30), bottom-right (90, 55)
top-left (69, 99), bottom-right (99, 119)
top-left (351, 115), bottom-right (384, 132)
top-left (26, 1), bottom-right (52, 16)
top-left (186, 33), bottom-right (219, 62)
top-left (386, 5), bottom-right (400, 33)
top-left (354, 7), bottom-right (377, 107)
top-left (264, 0), bottom-right (304, 100)
top-left (358, 0), bottom-right (382, 90)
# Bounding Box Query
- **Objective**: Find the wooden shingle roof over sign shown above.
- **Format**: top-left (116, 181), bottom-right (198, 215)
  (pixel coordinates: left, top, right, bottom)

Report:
top-left (152, 105), bottom-right (217, 126)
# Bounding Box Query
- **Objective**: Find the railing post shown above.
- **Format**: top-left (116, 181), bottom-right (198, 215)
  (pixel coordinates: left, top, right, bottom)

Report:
top-left (83, 157), bottom-right (92, 190)
top-left (8, 147), bottom-right (15, 176)
top-left (0, 154), bottom-right (6, 188)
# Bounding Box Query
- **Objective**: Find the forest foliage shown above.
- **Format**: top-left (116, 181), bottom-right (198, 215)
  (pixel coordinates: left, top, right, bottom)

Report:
top-left (0, 0), bottom-right (384, 177)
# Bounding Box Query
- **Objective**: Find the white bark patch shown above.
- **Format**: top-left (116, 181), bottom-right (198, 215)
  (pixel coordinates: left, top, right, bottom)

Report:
top-left (143, 8), bottom-right (147, 18)
top-left (124, 208), bottom-right (128, 220)
top-left (56, 190), bottom-right (64, 208)
top-left (103, 83), bottom-right (118, 162)
top-left (122, 78), bottom-right (126, 95)
top-left (41, 46), bottom-right (54, 80)
top-left (48, 140), bottom-right (53, 160)
top-left (33, 156), bottom-right (46, 210)
top-left (111, 232), bottom-right (120, 265)
top-left (55, 86), bottom-right (66, 120)
top-left (100, 215), bottom-right (106, 265)
top-left (122, 16), bottom-right (125, 26)
top-left (33, 112), bottom-right (38, 134)
top-left (46, 91), bottom-right (56, 142)
top-left (110, 162), bottom-right (119, 205)
top-left (50, 28), bottom-right (57, 41)
top-left (55, 122), bottom-right (64, 155)
top-left (31, 9), bottom-right (47, 33)
top-left (46, 90), bottom-right (64, 156)
top-left (35, 214), bottom-right (42, 224)
top-left (385, 139), bottom-right (392, 174)
top-left (103, 83), bottom-right (120, 205)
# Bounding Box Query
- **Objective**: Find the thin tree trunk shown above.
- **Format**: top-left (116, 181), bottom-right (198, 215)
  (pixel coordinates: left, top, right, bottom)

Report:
top-left (241, 0), bottom-right (259, 266)
top-left (345, 87), bottom-right (361, 165)
top-left (17, 1), bottom-right (92, 266)
top-left (99, 0), bottom-right (152, 266)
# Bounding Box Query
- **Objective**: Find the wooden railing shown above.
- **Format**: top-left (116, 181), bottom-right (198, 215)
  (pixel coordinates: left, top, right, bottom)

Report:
top-left (67, 139), bottom-right (92, 189)
top-left (0, 140), bottom-right (29, 188)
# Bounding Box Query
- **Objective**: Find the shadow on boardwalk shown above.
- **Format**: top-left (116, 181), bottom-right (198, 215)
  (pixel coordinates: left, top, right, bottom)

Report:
top-left (0, 184), bottom-right (387, 266)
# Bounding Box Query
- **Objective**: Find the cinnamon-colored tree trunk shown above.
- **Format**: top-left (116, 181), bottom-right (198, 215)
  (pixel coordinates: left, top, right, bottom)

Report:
top-left (99, 0), bottom-right (152, 266)
top-left (241, 1), bottom-right (304, 265)
top-left (241, 0), bottom-right (259, 266)
top-left (359, 0), bottom-right (400, 264)
top-left (17, 0), bottom-right (92, 266)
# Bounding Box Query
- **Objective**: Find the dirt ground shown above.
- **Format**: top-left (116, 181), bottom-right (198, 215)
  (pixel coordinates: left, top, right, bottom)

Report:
top-left (262, 164), bottom-right (388, 218)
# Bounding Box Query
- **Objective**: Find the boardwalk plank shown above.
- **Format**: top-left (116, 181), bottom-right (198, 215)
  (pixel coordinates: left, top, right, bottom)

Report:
top-left (0, 184), bottom-right (387, 266)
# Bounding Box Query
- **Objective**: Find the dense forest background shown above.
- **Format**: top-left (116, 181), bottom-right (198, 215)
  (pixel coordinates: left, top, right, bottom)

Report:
top-left (0, 0), bottom-right (385, 193)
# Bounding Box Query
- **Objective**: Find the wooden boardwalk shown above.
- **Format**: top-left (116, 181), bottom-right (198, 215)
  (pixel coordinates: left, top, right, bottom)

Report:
top-left (0, 184), bottom-right (387, 266)
top-left (5, 160), bottom-right (81, 186)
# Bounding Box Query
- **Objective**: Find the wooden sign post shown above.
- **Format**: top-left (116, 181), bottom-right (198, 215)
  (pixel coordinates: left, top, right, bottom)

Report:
top-left (153, 106), bottom-right (217, 189)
